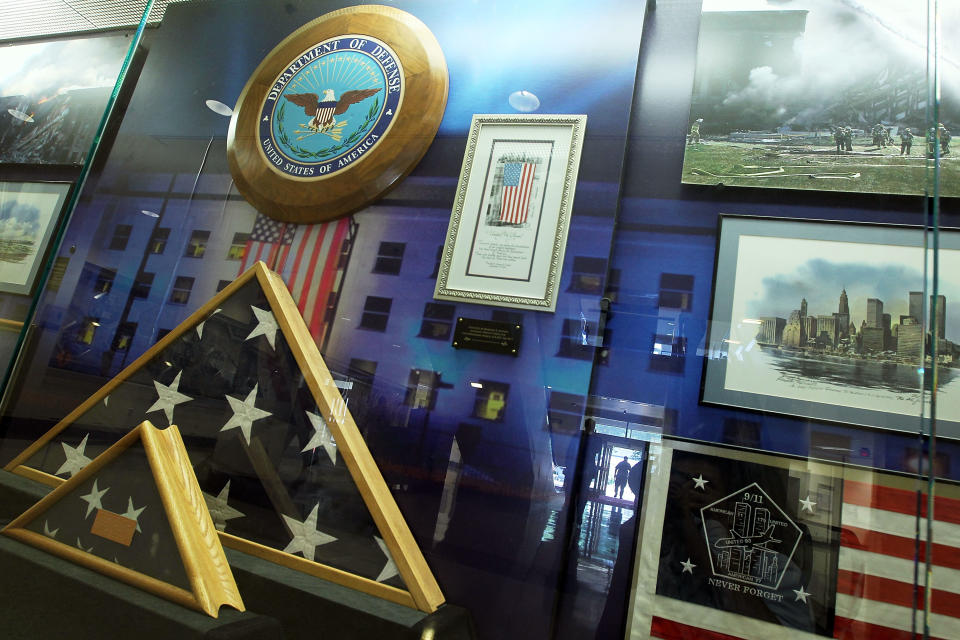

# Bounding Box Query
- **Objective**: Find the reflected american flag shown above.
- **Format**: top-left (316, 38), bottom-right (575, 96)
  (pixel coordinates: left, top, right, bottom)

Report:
top-left (239, 214), bottom-right (352, 344)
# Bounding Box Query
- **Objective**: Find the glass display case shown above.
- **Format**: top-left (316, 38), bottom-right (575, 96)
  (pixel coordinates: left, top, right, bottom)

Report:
top-left (0, 0), bottom-right (955, 639)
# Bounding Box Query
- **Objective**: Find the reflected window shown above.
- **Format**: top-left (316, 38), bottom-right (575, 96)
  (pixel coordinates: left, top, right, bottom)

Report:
top-left (372, 241), bottom-right (405, 275)
top-left (404, 369), bottom-right (439, 409)
top-left (337, 236), bottom-right (352, 269)
top-left (149, 227), bottom-right (170, 254)
top-left (48, 257), bottom-right (69, 292)
top-left (77, 317), bottom-right (99, 345)
top-left (473, 380), bottom-right (509, 421)
top-left (112, 322), bottom-right (137, 351)
top-left (132, 272), bottom-right (154, 299)
top-left (322, 290), bottom-right (339, 326)
top-left (659, 273), bottom-right (694, 310)
top-left (156, 328), bottom-right (172, 343)
top-left (419, 302), bottom-right (455, 340)
top-left (108, 224), bottom-right (133, 251)
top-left (94, 267), bottom-right (116, 295)
top-left (557, 318), bottom-right (593, 360)
top-left (547, 391), bottom-right (585, 434)
top-left (568, 256), bottom-right (607, 294)
top-left (169, 276), bottom-right (195, 304)
top-left (184, 230), bottom-right (210, 258)
top-left (348, 358), bottom-right (377, 384)
top-left (216, 279), bottom-right (231, 292)
top-left (359, 296), bottom-right (392, 331)
top-left (606, 268), bottom-right (621, 302)
top-left (227, 232), bottom-right (249, 260)
top-left (430, 245), bottom-right (443, 278)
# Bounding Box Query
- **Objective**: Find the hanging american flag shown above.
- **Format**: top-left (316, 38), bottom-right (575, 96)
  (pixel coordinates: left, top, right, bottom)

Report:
top-left (239, 214), bottom-right (296, 272)
top-left (835, 479), bottom-right (960, 639)
top-left (499, 162), bottom-right (536, 225)
top-left (238, 216), bottom-right (352, 344)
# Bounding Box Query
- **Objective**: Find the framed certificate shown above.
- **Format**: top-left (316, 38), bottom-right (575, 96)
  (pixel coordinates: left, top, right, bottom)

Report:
top-left (434, 114), bottom-right (586, 312)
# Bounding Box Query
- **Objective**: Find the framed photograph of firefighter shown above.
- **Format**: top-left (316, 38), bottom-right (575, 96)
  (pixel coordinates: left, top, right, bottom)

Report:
top-left (681, 1), bottom-right (960, 197)
top-left (701, 215), bottom-right (960, 439)
top-left (0, 181), bottom-right (71, 295)
top-left (434, 114), bottom-right (586, 312)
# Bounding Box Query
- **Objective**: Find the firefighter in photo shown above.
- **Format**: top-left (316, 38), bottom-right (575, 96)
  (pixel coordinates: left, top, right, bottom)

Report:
top-left (900, 127), bottom-right (914, 155)
top-left (843, 126), bottom-right (853, 152)
top-left (688, 118), bottom-right (703, 144)
top-left (940, 123), bottom-right (951, 155)
top-left (928, 127), bottom-right (938, 157)
top-left (834, 126), bottom-right (845, 153)
top-left (871, 123), bottom-right (885, 147)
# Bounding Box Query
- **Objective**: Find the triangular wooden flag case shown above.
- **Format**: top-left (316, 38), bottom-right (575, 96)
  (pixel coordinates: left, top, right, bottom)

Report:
top-left (2, 421), bottom-right (244, 617)
top-left (5, 262), bottom-right (444, 612)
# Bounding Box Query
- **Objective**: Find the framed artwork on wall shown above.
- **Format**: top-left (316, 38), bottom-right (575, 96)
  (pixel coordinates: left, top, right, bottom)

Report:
top-left (434, 114), bottom-right (586, 312)
top-left (681, 1), bottom-right (960, 197)
top-left (0, 181), bottom-right (71, 295)
top-left (628, 438), bottom-right (960, 639)
top-left (0, 33), bottom-right (130, 165)
top-left (702, 215), bottom-right (960, 438)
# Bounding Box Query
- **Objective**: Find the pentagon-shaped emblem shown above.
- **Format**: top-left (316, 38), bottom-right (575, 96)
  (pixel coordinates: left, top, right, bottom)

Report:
top-left (700, 482), bottom-right (803, 590)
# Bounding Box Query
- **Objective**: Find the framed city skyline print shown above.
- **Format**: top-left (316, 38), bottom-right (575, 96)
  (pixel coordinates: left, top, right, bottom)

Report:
top-left (702, 215), bottom-right (960, 438)
top-left (0, 181), bottom-right (70, 295)
top-left (681, 0), bottom-right (960, 196)
top-left (434, 114), bottom-right (586, 312)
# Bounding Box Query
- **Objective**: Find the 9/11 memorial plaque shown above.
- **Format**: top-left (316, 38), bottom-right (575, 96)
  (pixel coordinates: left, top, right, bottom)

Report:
top-left (452, 317), bottom-right (521, 356)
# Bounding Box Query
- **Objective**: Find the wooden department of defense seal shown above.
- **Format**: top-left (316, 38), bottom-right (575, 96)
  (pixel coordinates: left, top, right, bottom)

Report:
top-left (227, 5), bottom-right (448, 223)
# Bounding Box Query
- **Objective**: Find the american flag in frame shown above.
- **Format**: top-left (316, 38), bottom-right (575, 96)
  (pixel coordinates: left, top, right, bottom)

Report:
top-left (2, 421), bottom-right (244, 618)
top-left (4, 262), bottom-right (444, 613)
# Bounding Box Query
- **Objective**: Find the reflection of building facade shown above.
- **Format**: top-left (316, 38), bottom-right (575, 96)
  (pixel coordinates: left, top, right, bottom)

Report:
top-left (31, 153), bottom-right (353, 378)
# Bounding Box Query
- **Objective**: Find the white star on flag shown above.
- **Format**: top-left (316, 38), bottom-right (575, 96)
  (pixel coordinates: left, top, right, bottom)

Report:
top-left (374, 536), bottom-right (399, 582)
top-left (43, 520), bottom-right (58, 539)
top-left (196, 308), bottom-right (222, 339)
top-left (76, 538), bottom-right (93, 553)
top-left (55, 433), bottom-right (92, 477)
top-left (799, 495), bottom-right (817, 513)
top-left (281, 503), bottom-right (337, 561)
top-left (302, 411), bottom-right (337, 464)
top-left (146, 371), bottom-right (193, 424)
top-left (80, 479), bottom-right (109, 519)
top-left (245, 306), bottom-right (279, 349)
top-left (221, 383), bottom-right (272, 444)
top-left (680, 558), bottom-right (696, 574)
top-left (692, 474), bottom-right (709, 490)
top-left (793, 584), bottom-right (810, 603)
top-left (122, 497), bottom-right (146, 532)
top-left (202, 480), bottom-right (246, 531)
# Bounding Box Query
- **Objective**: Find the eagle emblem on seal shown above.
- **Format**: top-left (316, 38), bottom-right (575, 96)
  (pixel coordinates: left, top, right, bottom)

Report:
top-left (283, 88), bottom-right (381, 140)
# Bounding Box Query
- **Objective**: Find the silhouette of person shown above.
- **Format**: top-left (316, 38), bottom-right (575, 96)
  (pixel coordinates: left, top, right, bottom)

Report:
top-left (614, 456), bottom-right (632, 498)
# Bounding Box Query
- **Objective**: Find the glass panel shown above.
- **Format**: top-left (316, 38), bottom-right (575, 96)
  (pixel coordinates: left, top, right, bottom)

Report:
top-left (0, 1), bottom-right (953, 639)
top-left (0, 1), bottom-right (643, 636)
top-left (0, 23), bottom-right (146, 389)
